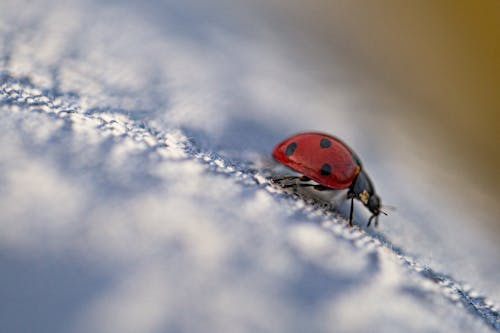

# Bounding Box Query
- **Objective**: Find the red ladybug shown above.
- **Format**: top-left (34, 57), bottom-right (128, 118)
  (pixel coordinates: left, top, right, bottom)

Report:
top-left (272, 132), bottom-right (383, 227)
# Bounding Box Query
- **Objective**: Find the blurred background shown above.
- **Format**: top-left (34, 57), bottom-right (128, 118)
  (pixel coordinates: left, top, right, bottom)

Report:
top-left (243, 0), bottom-right (500, 234)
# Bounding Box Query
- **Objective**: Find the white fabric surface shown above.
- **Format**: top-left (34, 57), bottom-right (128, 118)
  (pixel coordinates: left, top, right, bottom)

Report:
top-left (1, 1), bottom-right (498, 332)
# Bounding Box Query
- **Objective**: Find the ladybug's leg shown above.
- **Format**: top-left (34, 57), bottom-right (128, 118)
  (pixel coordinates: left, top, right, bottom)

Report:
top-left (272, 176), bottom-right (315, 189)
top-left (281, 183), bottom-right (300, 189)
top-left (367, 215), bottom-right (376, 227)
top-left (281, 183), bottom-right (324, 190)
top-left (347, 191), bottom-right (355, 227)
top-left (310, 184), bottom-right (332, 191)
top-left (348, 197), bottom-right (354, 227)
top-left (271, 175), bottom-right (310, 183)
top-left (314, 185), bottom-right (331, 191)
top-left (288, 183), bottom-right (333, 191)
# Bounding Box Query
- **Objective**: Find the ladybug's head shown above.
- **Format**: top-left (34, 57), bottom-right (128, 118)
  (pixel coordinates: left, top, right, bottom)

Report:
top-left (366, 193), bottom-right (383, 227)
top-left (367, 193), bottom-right (381, 216)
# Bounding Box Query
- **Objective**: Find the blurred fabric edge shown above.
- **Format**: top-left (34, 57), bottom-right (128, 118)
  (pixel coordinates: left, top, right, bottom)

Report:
top-left (242, 0), bottom-right (500, 233)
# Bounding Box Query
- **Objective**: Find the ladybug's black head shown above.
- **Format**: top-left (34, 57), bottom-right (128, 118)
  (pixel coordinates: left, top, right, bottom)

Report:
top-left (350, 170), bottom-right (383, 226)
top-left (367, 193), bottom-right (381, 216)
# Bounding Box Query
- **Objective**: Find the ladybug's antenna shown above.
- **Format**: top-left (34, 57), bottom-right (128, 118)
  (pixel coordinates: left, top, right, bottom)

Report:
top-left (382, 204), bottom-right (396, 211)
top-left (379, 204), bottom-right (396, 216)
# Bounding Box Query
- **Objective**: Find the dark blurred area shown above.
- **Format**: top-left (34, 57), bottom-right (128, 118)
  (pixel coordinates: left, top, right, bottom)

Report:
top-left (246, 0), bottom-right (500, 233)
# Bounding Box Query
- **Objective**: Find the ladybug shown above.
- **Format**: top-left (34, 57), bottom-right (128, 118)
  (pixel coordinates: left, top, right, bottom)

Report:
top-left (272, 132), bottom-right (384, 227)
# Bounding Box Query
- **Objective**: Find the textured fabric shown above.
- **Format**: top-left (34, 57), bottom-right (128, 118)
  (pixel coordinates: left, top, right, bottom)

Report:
top-left (0, 1), bottom-right (498, 332)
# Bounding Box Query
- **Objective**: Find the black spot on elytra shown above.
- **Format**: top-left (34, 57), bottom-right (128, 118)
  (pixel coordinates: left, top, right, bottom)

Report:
top-left (285, 142), bottom-right (297, 156)
top-left (320, 138), bottom-right (331, 148)
top-left (320, 163), bottom-right (331, 176)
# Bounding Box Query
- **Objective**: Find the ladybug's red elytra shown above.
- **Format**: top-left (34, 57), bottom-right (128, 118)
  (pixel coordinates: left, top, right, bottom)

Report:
top-left (272, 132), bottom-right (383, 227)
